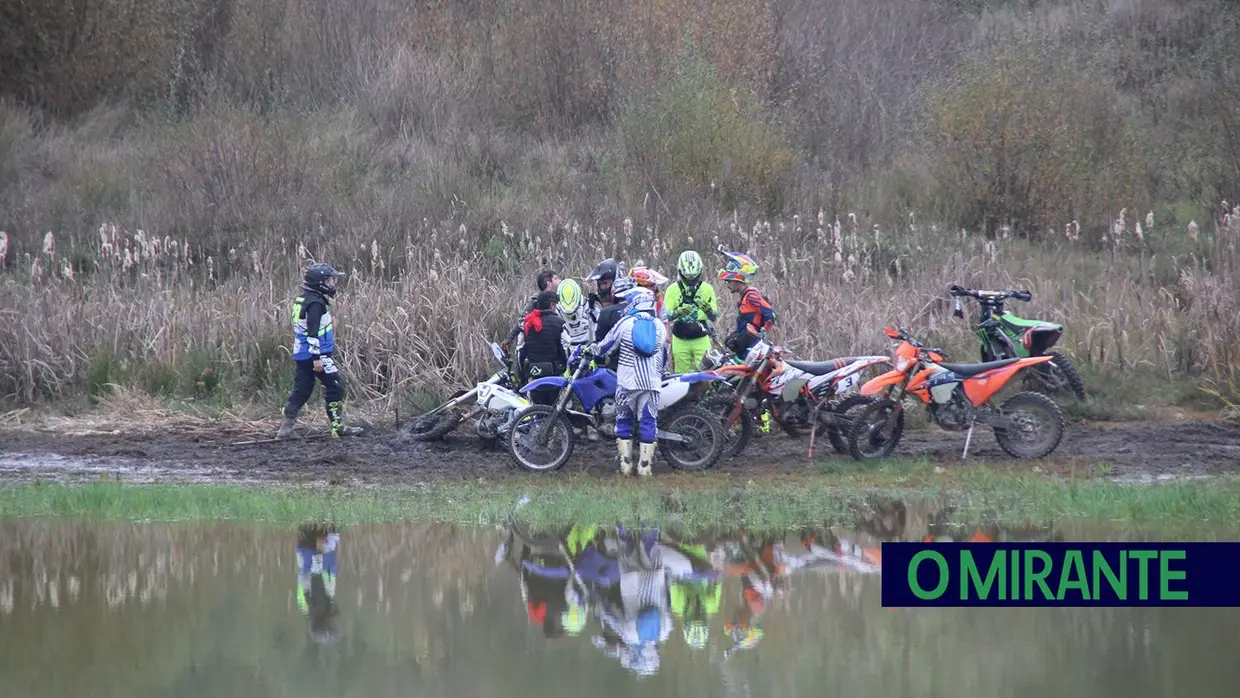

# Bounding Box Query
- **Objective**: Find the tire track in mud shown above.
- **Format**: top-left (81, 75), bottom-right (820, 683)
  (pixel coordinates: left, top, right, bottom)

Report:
top-left (1, 418), bottom-right (1238, 485)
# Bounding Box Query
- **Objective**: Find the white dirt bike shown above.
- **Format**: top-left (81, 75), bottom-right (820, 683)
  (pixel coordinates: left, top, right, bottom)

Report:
top-left (400, 342), bottom-right (530, 449)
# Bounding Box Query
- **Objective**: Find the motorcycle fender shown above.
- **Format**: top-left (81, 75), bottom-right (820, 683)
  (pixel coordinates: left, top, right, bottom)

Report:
top-left (961, 355), bottom-right (1052, 405)
top-left (660, 379), bottom-right (691, 407)
top-left (860, 369), bottom-right (906, 396)
top-left (481, 385), bottom-right (529, 411)
top-left (676, 371), bottom-right (724, 384)
top-left (519, 376), bottom-right (569, 394)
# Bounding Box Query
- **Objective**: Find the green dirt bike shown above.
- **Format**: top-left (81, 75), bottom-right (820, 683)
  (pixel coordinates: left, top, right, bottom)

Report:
top-left (949, 285), bottom-right (1087, 401)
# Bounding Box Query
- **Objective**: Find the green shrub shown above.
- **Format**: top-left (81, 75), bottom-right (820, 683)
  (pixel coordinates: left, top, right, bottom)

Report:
top-left (615, 40), bottom-right (795, 213)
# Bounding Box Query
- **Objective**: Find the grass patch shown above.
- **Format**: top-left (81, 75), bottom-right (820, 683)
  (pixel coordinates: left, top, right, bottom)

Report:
top-left (4, 470), bottom-right (1240, 536)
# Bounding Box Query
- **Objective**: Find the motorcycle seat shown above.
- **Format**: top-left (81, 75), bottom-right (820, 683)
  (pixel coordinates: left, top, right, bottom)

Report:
top-left (785, 358), bottom-right (856, 376)
top-left (937, 358), bottom-right (1022, 377)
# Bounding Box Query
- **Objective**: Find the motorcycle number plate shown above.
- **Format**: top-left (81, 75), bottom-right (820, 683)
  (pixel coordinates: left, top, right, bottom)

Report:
top-left (834, 373), bottom-right (858, 394)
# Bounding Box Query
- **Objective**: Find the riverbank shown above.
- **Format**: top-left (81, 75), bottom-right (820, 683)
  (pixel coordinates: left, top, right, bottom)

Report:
top-left (3, 469), bottom-right (1240, 536)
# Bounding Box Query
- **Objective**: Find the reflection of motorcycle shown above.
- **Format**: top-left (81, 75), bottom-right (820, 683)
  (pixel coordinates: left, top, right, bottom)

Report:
top-left (402, 341), bottom-right (529, 447)
top-left (703, 336), bottom-right (891, 458)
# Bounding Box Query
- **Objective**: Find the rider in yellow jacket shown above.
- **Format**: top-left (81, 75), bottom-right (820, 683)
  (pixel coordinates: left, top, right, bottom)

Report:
top-left (663, 250), bottom-right (719, 374)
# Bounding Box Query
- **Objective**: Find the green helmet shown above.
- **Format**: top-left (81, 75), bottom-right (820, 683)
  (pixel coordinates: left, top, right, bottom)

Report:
top-left (557, 278), bottom-right (583, 318)
top-left (677, 250), bottom-right (704, 282)
top-left (683, 620), bottom-right (709, 649)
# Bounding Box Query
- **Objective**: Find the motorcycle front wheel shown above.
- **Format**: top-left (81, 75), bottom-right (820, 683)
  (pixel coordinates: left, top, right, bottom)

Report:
top-left (508, 405), bottom-right (576, 472)
top-left (847, 398), bottom-right (905, 461)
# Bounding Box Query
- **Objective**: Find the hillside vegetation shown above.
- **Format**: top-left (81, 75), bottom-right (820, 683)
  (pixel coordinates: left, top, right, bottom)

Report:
top-left (0, 0), bottom-right (1237, 413)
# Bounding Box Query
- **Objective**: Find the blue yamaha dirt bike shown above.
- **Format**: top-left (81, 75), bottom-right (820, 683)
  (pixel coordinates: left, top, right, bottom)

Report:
top-left (507, 346), bottom-right (727, 472)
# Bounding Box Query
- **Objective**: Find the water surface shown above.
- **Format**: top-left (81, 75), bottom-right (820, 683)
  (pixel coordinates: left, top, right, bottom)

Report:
top-left (1, 503), bottom-right (1237, 698)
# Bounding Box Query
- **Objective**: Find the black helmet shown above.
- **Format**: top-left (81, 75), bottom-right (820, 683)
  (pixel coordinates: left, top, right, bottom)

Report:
top-left (304, 262), bottom-right (346, 296)
top-left (586, 258), bottom-right (621, 283)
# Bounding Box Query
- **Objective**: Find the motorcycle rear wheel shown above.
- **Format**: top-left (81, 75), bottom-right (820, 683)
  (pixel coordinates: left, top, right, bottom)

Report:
top-left (827, 394), bottom-right (876, 454)
top-left (700, 394), bottom-right (755, 459)
top-left (992, 391), bottom-right (1065, 459)
top-left (660, 405), bottom-right (726, 471)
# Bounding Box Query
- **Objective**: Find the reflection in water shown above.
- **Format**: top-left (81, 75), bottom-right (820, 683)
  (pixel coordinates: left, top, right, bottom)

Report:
top-left (493, 497), bottom-right (1068, 674)
top-left (0, 500), bottom-right (1238, 698)
top-left (297, 523), bottom-right (341, 645)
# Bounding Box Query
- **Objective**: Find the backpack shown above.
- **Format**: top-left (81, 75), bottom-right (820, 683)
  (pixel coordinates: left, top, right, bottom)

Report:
top-left (630, 313), bottom-right (659, 357)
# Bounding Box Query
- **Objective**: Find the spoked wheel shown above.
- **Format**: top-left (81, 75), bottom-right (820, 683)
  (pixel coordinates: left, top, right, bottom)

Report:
top-left (700, 394), bottom-right (755, 459)
top-left (827, 394), bottom-right (876, 454)
top-left (992, 391), bottom-right (1065, 459)
top-left (1023, 352), bottom-right (1087, 401)
top-left (508, 405), bottom-right (575, 472)
top-left (847, 398), bottom-right (905, 461)
top-left (660, 406), bottom-right (726, 471)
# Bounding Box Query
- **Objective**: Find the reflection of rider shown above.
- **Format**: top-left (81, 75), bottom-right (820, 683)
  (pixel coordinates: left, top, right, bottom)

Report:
top-left (296, 523), bottom-right (341, 645)
top-left (721, 534), bottom-right (785, 653)
top-left (591, 523), bottom-right (672, 676)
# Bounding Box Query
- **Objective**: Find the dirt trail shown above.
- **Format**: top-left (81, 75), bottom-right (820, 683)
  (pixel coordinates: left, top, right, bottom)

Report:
top-left (1, 415), bottom-right (1238, 485)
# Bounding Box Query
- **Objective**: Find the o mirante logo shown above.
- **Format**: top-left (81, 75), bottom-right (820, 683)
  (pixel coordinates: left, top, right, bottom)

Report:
top-left (881, 542), bottom-right (1240, 607)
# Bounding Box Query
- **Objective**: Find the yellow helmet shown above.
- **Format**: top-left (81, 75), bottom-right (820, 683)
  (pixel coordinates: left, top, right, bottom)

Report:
top-left (557, 278), bottom-right (583, 318)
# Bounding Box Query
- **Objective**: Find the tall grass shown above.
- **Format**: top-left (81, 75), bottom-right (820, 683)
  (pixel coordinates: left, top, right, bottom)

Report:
top-left (1, 204), bottom-right (1237, 410)
top-left (1, 0), bottom-right (1239, 410)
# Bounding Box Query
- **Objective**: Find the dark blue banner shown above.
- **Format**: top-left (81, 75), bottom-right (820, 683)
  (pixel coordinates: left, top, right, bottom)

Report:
top-left (880, 542), bottom-right (1240, 607)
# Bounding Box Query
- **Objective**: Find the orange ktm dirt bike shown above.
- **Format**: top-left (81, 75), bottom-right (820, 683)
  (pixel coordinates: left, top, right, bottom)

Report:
top-left (846, 327), bottom-right (1065, 461)
top-left (700, 335), bottom-right (891, 459)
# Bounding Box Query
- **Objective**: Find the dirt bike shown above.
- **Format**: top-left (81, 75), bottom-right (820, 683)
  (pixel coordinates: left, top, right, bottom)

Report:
top-left (847, 327), bottom-right (1066, 461)
top-left (702, 335), bottom-right (891, 459)
top-left (506, 345), bottom-right (727, 472)
top-left (400, 341), bottom-right (529, 448)
top-left (949, 284), bottom-right (1086, 401)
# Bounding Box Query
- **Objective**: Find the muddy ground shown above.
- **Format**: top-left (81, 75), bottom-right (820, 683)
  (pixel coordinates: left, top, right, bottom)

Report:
top-left (1, 414), bottom-right (1238, 485)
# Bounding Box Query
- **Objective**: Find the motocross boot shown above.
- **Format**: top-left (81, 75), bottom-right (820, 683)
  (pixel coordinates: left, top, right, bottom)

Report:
top-left (277, 415), bottom-right (298, 439)
top-left (327, 401), bottom-right (364, 438)
top-left (637, 441), bottom-right (656, 477)
top-left (617, 438), bottom-right (635, 476)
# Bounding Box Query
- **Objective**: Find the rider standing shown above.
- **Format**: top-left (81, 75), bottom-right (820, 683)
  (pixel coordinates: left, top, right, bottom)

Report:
top-left (585, 258), bottom-right (621, 325)
top-left (503, 267), bottom-right (560, 353)
top-left (717, 249), bottom-right (776, 434)
top-left (663, 250), bottom-right (718, 374)
top-left (519, 290), bottom-right (567, 406)
top-left (556, 278), bottom-right (595, 355)
top-left (594, 275), bottom-right (635, 370)
top-left (277, 263), bottom-right (363, 439)
top-left (593, 286), bottom-right (668, 477)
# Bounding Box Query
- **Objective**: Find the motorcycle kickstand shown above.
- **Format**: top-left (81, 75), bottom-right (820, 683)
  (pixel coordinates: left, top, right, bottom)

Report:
top-left (961, 422), bottom-right (975, 460)
top-left (806, 403), bottom-right (822, 460)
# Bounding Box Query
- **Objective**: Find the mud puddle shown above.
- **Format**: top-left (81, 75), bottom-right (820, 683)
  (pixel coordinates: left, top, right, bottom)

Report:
top-left (0, 417), bottom-right (1237, 485)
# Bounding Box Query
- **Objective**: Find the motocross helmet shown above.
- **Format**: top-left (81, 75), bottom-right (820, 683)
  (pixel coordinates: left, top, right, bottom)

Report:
top-left (620, 287), bottom-right (657, 315)
top-left (629, 266), bottom-right (669, 290)
top-left (611, 275), bottom-right (636, 297)
top-left (303, 262), bottom-right (346, 296)
top-left (716, 248), bottom-right (759, 284)
top-left (556, 278), bottom-right (584, 319)
top-left (677, 250), bottom-right (704, 282)
top-left (587, 258), bottom-right (621, 283)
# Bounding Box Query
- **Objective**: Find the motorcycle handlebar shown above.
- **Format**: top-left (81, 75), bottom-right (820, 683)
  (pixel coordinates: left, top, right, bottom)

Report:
top-left (948, 285), bottom-right (1033, 302)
